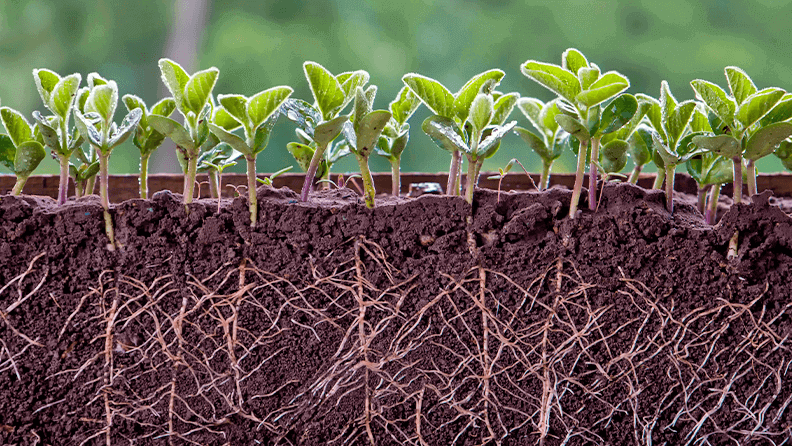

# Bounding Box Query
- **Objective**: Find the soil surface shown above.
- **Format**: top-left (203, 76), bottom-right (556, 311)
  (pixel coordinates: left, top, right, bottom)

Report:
top-left (1, 182), bottom-right (791, 445)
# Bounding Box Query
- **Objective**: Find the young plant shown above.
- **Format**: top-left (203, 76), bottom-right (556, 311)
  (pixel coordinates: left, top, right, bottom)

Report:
top-left (340, 86), bottom-right (392, 208)
top-left (513, 98), bottom-right (564, 190)
top-left (644, 81), bottom-right (704, 214)
top-left (196, 140), bottom-right (242, 199)
top-left (687, 152), bottom-right (732, 224)
top-left (520, 49), bottom-right (633, 217)
top-left (286, 131), bottom-right (350, 186)
top-left (69, 146), bottom-right (100, 198)
top-left (691, 67), bottom-right (792, 199)
top-left (375, 86), bottom-right (422, 196)
top-left (147, 59), bottom-right (219, 207)
top-left (256, 165), bottom-right (293, 187)
top-left (206, 85), bottom-right (293, 226)
top-left (422, 91), bottom-right (517, 204)
top-left (0, 107), bottom-right (46, 195)
top-left (30, 69), bottom-right (83, 205)
top-left (402, 69), bottom-right (506, 195)
top-left (283, 62), bottom-right (368, 202)
top-left (122, 95), bottom-right (177, 199)
top-left (72, 74), bottom-right (142, 249)
top-left (626, 125), bottom-right (654, 184)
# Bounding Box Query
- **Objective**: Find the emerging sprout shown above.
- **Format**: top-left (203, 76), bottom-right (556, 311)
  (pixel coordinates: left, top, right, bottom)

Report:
top-left (0, 107), bottom-right (46, 195)
top-left (283, 62), bottom-right (368, 202)
top-left (513, 98), bottom-right (565, 190)
top-left (375, 86), bottom-right (422, 196)
top-left (520, 49), bottom-right (635, 217)
top-left (196, 139), bottom-right (242, 199)
top-left (31, 68), bottom-right (83, 205)
top-left (340, 85), bottom-right (392, 208)
top-left (148, 58), bottom-right (219, 209)
top-left (72, 73), bottom-right (143, 250)
top-left (122, 94), bottom-right (177, 199)
top-left (256, 165), bottom-right (294, 187)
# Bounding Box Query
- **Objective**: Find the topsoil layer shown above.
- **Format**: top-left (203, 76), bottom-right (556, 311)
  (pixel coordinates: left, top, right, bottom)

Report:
top-left (0, 183), bottom-right (791, 445)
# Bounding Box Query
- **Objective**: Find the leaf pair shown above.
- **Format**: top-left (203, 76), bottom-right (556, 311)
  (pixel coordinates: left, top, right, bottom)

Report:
top-left (554, 94), bottom-right (639, 143)
top-left (73, 80), bottom-right (143, 155)
top-left (33, 69), bottom-right (82, 120)
top-left (341, 86), bottom-right (392, 158)
top-left (122, 95), bottom-right (177, 156)
top-left (422, 115), bottom-right (517, 161)
top-left (402, 69), bottom-right (504, 122)
top-left (304, 62), bottom-right (369, 121)
top-left (159, 58), bottom-right (219, 122)
top-left (0, 107), bottom-right (46, 176)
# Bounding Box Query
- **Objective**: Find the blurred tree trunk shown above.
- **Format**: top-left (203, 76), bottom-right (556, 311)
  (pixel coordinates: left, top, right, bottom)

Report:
top-left (151, 0), bottom-right (211, 174)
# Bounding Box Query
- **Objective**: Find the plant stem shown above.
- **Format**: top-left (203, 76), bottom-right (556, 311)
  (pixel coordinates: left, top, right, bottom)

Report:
top-left (652, 169), bottom-right (666, 190)
top-left (706, 184), bottom-right (720, 225)
top-left (356, 154), bottom-right (376, 208)
top-left (540, 161), bottom-right (551, 190)
top-left (75, 181), bottom-right (84, 198)
top-left (569, 140), bottom-right (588, 219)
top-left (746, 159), bottom-right (757, 196)
top-left (183, 153), bottom-right (198, 208)
top-left (391, 158), bottom-right (401, 196)
top-left (85, 175), bottom-right (96, 196)
top-left (464, 156), bottom-right (483, 205)
top-left (732, 156), bottom-right (743, 205)
top-left (447, 151), bottom-right (460, 195)
top-left (697, 184), bottom-right (711, 215)
top-left (628, 165), bottom-right (642, 184)
top-left (588, 137), bottom-right (600, 211)
top-left (300, 142), bottom-right (327, 202)
top-left (139, 153), bottom-right (150, 199)
top-left (208, 169), bottom-right (220, 199)
top-left (246, 155), bottom-right (258, 227)
top-left (57, 154), bottom-right (70, 205)
top-left (99, 152), bottom-right (116, 251)
top-left (665, 165), bottom-right (675, 214)
top-left (11, 176), bottom-right (27, 195)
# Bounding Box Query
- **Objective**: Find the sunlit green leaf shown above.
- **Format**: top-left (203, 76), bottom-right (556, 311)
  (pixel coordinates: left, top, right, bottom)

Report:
top-left (207, 122), bottom-right (249, 155)
top-left (304, 61), bottom-right (345, 120)
top-left (287, 142), bottom-right (315, 171)
top-left (735, 88), bottom-right (785, 130)
top-left (158, 58), bottom-right (190, 111)
top-left (49, 73), bottom-right (81, 118)
top-left (217, 94), bottom-right (249, 127)
top-left (725, 66), bottom-right (757, 105)
top-left (148, 115), bottom-right (196, 152)
top-left (76, 87), bottom-right (90, 113)
top-left (422, 115), bottom-right (467, 153)
top-left (598, 94), bottom-right (638, 135)
top-left (251, 111), bottom-right (280, 154)
top-left (561, 48), bottom-right (588, 77)
top-left (652, 132), bottom-right (680, 165)
top-left (692, 134), bottom-right (741, 158)
top-left (31, 111), bottom-right (60, 151)
top-left (575, 72), bottom-right (629, 108)
top-left (282, 99), bottom-right (321, 135)
top-left (337, 70), bottom-right (370, 111)
top-left (521, 60), bottom-right (581, 103)
top-left (122, 94), bottom-right (148, 126)
top-left (402, 73), bottom-right (455, 118)
top-left (578, 66), bottom-right (600, 90)
top-left (32, 69), bottom-right (60, 106)
top-left (477, 121), bottom-right (517, 157)
top-left (87, 72), bottom-right (108, 89)
top-left (248, 86), bottom-right (292, 130)
top-left (354, 110), bottom-right (392, 157)
top-left (690, 79), bottom-right (736, 127)
top-left (184, 67), bottom-right (219, 115)
top-left (760, 96), bottom-right (792, 127)
top-left (491, 92), bottom-right (519, 126)
top-left (664, 100), bottom-right (696, 148)
top-left (150, 97), bottom-right (176, 118)
top-left (555, 114), bottom-right (590, 141)
top-left (514, 126), bottom-right (551, 160)
top-left (690, 107), bottom-right (712, 133)
top-left (108, 109), bottom-right (142, 149)
top-left (86, 82), bottom-right (118, 124)
top-left (390, 128), bottom-right (409, 159)
top-left (0, 107), bottom-right (33, 146)
top-left (468, 93), bottom-right (493, 133)
top-left (600, 139), bottom-right (629, 173)
top-left (313, 114), bottom-right (348, 146)
top-left (0, 135), bottom-right (15, 172)
top-left (14, 141), bottom-right (45, 174)
top-left (453, 69), bottom-right (504, 122)
top-left (744, 121), bottom-right (792, 160)
top-left (73, 110), bottom-right (103, 148)
top-left (628, 126), bottom-right (653, 167)
top-left (516, 97), bottom-right (543, 132)
top-left (389, 86), bottom-right (421, 125)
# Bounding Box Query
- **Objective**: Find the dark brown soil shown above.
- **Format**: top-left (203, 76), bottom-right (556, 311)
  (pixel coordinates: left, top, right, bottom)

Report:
top-left (1, 182), bottom-right (791, 445)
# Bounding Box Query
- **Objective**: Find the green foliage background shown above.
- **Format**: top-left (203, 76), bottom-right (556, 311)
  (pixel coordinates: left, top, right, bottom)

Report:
top-left (1, 0), bottom-right (791, 176)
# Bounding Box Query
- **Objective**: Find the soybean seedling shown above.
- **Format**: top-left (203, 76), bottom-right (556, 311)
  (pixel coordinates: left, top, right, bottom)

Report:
top-left (282, 62), bottom-right (368, 202)
top-left (375, 86), bottom-right (422, 196)
top-left (286, 130), bottom-right (350, 187)
top-left (691, 67), bottom-right (792, 199)
top-left (402, 69), bottom-right (507, 195)
top-left (339, 86), bottom-right (392, 208)
top-left (196, 139), bottom-right (242, 199)
top-left (643, 81), bottom-right (705, 214)
top-left (72, 74), bottom-right (143, 250)
top-left (422, 90), bottom-right (518, 204)
top-left (30, 69), bottom-right (83, 205)
top-left (256, 165), bottom-right (294, 187)
top-left (69, 145), bottom-right (99, 198)
top-left (520, 49), bottom-right (634, 217)
top-left (0, 107), bottom-right (46, 195)
top-left (148, 58), bottom-right (219, 208)
top-left (122, 95), bottom-right (177, 199)
top-left (207, 85), bottom-right (293, 227)
top-left (487, 158), bottom-right (536, 202)
top-left (513, 98), bottom-right (564, 190)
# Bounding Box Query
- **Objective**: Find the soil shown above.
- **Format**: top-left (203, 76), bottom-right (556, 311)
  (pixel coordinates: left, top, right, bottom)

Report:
top-left (1, 182), bottom-right (791, 445)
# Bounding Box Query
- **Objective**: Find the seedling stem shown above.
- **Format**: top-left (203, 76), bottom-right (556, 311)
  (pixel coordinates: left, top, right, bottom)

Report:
top-left (448, 151), bottom-right (461, 195)
top-left (706, 184), bottom-right (720, 224)
top-left (628, 165), bottom-right (642, 184)
top-left (665, 165), bottom-right (675, 213)
top-left (540, 161), bottom-right (551, 190)
top-left (588, 137), bottom-right (601, 210)
top-left (746, 159), bottom-right (757, 196)
top-left (652, 170), bottom-right (665, 189)
top-left (391, 158), bottom-right (401, 196)
top-left (139, 154), bottom-right (150, 199)
top-left (246, 154), bottom-right (258, 226)
top-left (569, 140), bottom-right (588, 218)
top-left (301, 142), bottom-right (327, 202)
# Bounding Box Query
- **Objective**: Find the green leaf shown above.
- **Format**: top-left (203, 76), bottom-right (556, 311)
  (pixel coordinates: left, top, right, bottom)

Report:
top-left (690, 79), bottom-right (735, 128)
top-left (337, 70), bottom-right (370, 111)
top-left (468, 93), bottom-right (493, 133)
top-left (390, 128), bottom-right (409, 159)
top-left (148, 115), bottom-right (196, 152)
top-left (725, 67), bottom-right (757, 105)
top-left (389, 86), bottom-right (421, 125)
top-left (353, 110), bottom-right (392, 157)
top-left (628, 126), bottom-right (653, 167)
top-left (14, 141), bottom-right (45, 175)
top-left (207, 123), bottom-right (250, 155)
top-left (282, 99), bottom-right (322, 135)
top-left (86, 82), bottom-right (118, 124)
top-left (491, 92), bottom-right (519, 126)
top-left (422, 115), bottom-right (467, 153)
top-left (49, 73), bottom-right (81, 118)
top-left (555, 114), bottom-right (590, 141)
top-left (600, 139), bottom-right (629, 173)
top-left (304, 61), bottom-right (345, 120)
top-left (659, 81), bottom-right (677, 126)
top-left (141, 131), bottom-right (166, 156)
top-left (251, 111), bottom-right (280, 154)
top-left (735, 88), bottom-right (786, 130)
top-left (690, 107), bottom-right (712, 133)
top-left (561, 48), bottom-right (588, 76)
top-left (184, 67), bottom-right (219, 115)
top-left (0, 107), bottom-right (34, 146)
top-left (760, 96), bottom-right (792, 127)
top-left (652, 132), bottom-right (680, 166)
top-left (453, 69), bottom-right (504, 122)
top-left (477, 121), bottom-right (517, 158)
top-left (108, 108), bottom-right (143, 149)
top-left (32, 69), bottom-right (60, 105)
top-left (0, 135), bottom-right (15, 172)
top-left (150, 97), bottom-right (176, 118)
top-left (692, 134), bottom-right (741, 158)
top-left (516, 98), bottom-right (543, 132)
top-left (218, 94), bottom-right (249, 127)
top-left (73, 110), bottom-right (103, 148)
top-left (598, 94), bottom-right (638, 135)
top-left (213, 107), bottom-right (242, 131)
top-left (247, 86), bottom-right (292, 130)
top-left (578, 67), bottom-right (600, 90)
top-left (402, 73), bottom-right (455, 118)
top-left (76, 87), bottom-right (90, 113)
top-left (514, 126), bottom-right (551, 160)
top-left (575, 72), bottom-right (629, 108)
top-left (122, 94), bottom-right (148, 126)
top-left (31, 111), bottom-right (60, 151)
top-left (744, 122), bottom-right (792, 161)
top-left (87, 72), bottom-right (108, 89)
top-left (313, 114), bottom-right (348, 146)
top-left (159, 58), bottom-right (190, 111)
top-left (676, 131), bottom-right (707, 160)
top-left (521, 60), bottom-right (581, 103)
top-left (287, 142), bottom-right (315, 171)
top-left (539, 100), bottom-right (562, 137)
top-left (353, 86), bottom-right (372, 132)
top-left (700, 154), bottom-right (733, 185)
top-left (638, 94), bottom-right (664, 140)
top-left (664, 100), bottom-right (697, 148)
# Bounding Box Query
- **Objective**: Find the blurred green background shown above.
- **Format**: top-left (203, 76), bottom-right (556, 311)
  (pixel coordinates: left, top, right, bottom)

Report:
top-left (1, 0), bottom-right (791, 176)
